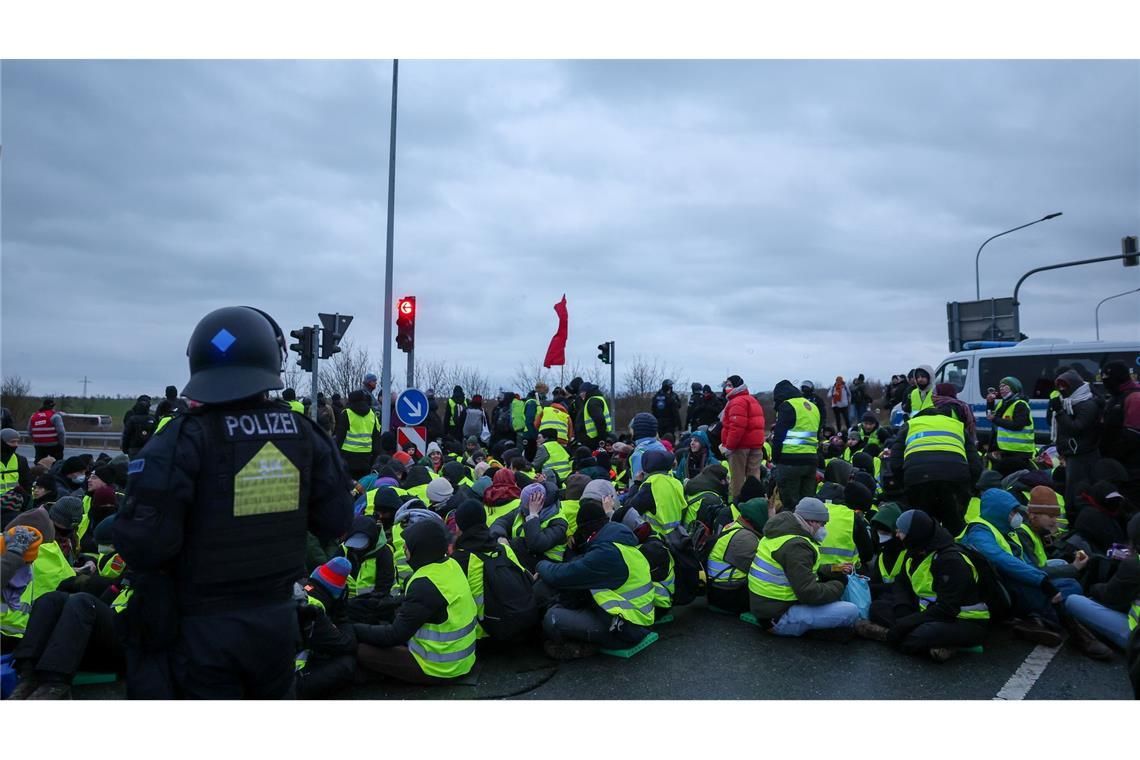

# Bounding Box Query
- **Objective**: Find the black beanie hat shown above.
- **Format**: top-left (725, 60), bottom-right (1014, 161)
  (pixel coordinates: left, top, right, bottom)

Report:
top-left (373, 487), bottom-right (403, 516)
top-left (1101, 361), bottom-right (1133, 393)
top-left (573, 500), bottom-right (608, 543)
top-left (843, 482), bottom-right (873, 512)
top-left (403, 519), bottom-right (449, 569)
top-left (455, 499), bottom-right (486, 532)
top-left (739, 475), bottom-right (766, 503)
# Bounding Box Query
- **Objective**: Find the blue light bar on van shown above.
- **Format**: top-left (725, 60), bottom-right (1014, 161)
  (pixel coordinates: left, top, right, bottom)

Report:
top-left (962, 340), bottom-right (1021, 350)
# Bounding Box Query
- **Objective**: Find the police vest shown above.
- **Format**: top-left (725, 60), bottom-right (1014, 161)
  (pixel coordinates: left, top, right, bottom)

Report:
top-left (464, 543), bottom-right (527, 633)
top-left (1014, 523), bottom-right (1048, 567)
top-left (486, 498), bottom-right (520, 527)
top-left (583, 395), bottom-right (614, 440)
top-left (539, 406), bottom-right (571, 443)
top-left (642, 472), bottom-right (686, 537)
top-left (589, 543), bottom-right (655, 626)
top-left (342, 409), bottom-right (378, 454)
top-left (904, 414), bottom-right (966, 462)
top-left (781, 399), bottom-right (820, 456)
top-left (540, 441), bottom-right (572, 482)
top-left (906, 550), bottom-right (990, 620)
top-left (184, 407), bottom-right (312, 586)
top-left (818, 503), bottom-right (859, 567)
top-left (406, 558), bottom-right (478, 679)
top-left (877, 548), bottom-right (907, 584)
top-left (0, 542), bottom-right (76, 638)
top-left (0, 452), bottom-right (20, 495)
top-left (707, 523), bottom-right (748, 588)
top-left (994, 398), bottom-right (1035, 454)
top-left (288, 400), bottom-right (305, 415)
top-left (909, 387), bottom-right (934, 415)
top-left (28, 410), bottom-right (59, 446)
top-left (748, 533), bottom-right (819, 602)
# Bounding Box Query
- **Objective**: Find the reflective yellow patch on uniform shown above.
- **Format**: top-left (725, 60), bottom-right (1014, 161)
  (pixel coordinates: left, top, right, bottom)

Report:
top-left (233, 441), bottom-right (300, 517)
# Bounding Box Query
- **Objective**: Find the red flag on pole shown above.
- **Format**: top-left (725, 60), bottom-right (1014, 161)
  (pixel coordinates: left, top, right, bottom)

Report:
top-left (543, 295), bottom-right (568, 368)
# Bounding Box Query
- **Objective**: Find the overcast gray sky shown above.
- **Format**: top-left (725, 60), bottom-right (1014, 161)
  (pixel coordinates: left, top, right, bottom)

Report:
top-left (2, 60), bottom-right (1138, 399)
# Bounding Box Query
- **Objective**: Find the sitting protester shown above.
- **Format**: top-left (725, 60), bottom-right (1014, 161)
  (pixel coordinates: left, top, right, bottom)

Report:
top-left (490, 481), bottom-right (568, 570)
top-left (867, 502), bottom-right (906, 598)
top-left (857, 510), bottom-right (990, 662)
top-left (747, 498), bottom-right (859, 638)
top-left (1, 507), bottom-right (76, 653)
top-left (706, 497), bottom-right (769, 614)
top-left (1063, 513), bottom-right (1140, 651)
top-left (1013, 486), bottom-right (1087, 581)
top-left (339, 515), bottom-right (396, 600)
top-left (626, 450), bottom-right (686, 538)
top-left (483, 468), bottom-right (522, 527)
top-left (295, 557), bottom-right (359, 699)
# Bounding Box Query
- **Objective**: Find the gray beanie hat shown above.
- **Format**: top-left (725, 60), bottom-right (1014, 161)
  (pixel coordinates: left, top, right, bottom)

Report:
top-left (794, 497), bottom-right (830, 523)
top-left (581, 479), bottom-right (617, 503)
top-left (425, 478), bottom-right (454, 504)
top-left (49, 495), bottom-right (85, 530)
top-left (896, 509), bottom-right (917, 537)
top-left (0, 428), bottom-right (19, 445)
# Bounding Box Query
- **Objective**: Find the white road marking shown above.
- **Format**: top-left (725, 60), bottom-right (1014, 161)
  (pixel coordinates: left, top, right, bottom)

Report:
top-left (993, 644), bottom-right (1061, 700)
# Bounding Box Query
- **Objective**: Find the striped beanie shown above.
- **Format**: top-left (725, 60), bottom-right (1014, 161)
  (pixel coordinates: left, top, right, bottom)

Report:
top-left (310, 556), bottom-right (352, 598)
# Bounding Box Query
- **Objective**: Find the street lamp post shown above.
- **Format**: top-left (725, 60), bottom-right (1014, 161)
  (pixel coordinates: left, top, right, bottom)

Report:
top-left (975, 212), bottom-right (1063, 299)
top-left (1095, 286), bottom-right (1140, 340)
top-left (380, 59), bottom-right (398, 434)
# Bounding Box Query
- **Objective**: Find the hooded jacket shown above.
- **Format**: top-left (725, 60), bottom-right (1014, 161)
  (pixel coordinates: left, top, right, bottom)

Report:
top-left (121, 399), bottom-right (157, 454)
top-left (1088, 513), bottom-right (1140, 612)
top-left (721, 385), bottom-right (765, 451)
top-left (960, 489), bottom-right (1048, 590)
top-left (1054, 370), bottom-right (1103, 455)
top-left (749, 511), bottom-right (846, 621)
top-left (771, 380), bottom-right (818, 467)
top-left (674, 430), bottom-right (721, 480)
top-left (990, 379), bottom-right (1032, 438)
top-left (889, 406), bottom-right (982, 487)
top-left (1100, 378), bottom-right (1140, 467)
top-left (335, 391), bottom-right (383, 457)
top-left (684, 464), bottom-right (729, 503)
top-left (535, 521), bottom-right (642, 596)
top-left (892, 510), bottom-right (987, 631)
top-left (1072, 481), bottom-right (1130, 553)
top-left (902, 365), bottom-right (935, 416)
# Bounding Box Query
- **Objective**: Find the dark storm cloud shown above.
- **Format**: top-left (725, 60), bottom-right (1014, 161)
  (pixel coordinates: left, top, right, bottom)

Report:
top-left (2, 59), bottom-right (1137, 400)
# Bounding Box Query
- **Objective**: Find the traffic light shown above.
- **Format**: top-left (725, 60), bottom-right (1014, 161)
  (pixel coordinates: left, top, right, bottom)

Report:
top-left (289, 327), bottom-right (314, 372)
top-left (396, 296), bottom-right (416, 352)
top-left (597, 341), bottom-right (611, 365)
top-left (319, 313), bottom-right (354, 359)
top-left (1124, 236), bottom-right (1138, 267)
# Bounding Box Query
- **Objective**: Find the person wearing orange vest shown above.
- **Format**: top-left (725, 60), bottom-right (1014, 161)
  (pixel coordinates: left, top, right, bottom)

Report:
top-left (27, 399), bottom-right (66, 462)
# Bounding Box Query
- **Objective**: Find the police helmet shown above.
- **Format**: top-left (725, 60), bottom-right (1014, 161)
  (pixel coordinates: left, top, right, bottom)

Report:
top-left (183, 306), bottom-right (287, 404)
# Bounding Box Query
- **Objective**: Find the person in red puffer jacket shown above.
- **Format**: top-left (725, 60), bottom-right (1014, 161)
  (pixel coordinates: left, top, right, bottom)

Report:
top-left (719, 375), bottom-right (766, 502)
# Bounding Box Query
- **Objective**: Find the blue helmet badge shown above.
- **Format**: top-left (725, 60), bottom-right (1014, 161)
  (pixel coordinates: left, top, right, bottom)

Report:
top-left (211, 328), bottom-right (237, 353)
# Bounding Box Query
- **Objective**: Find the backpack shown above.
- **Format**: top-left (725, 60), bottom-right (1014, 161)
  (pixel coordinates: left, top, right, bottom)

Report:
top-left (948, 543), bottom-right (1012, 621)
top-left (663, 525), bottom-right (703, 606)
top-left (653, 393), bottom-right (667, 412)
top-left (477, 548), bottom-right (540, 641)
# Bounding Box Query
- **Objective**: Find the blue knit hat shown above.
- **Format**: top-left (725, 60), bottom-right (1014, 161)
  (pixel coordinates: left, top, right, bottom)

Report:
top-left (630, 412), bottom-right (658, 440)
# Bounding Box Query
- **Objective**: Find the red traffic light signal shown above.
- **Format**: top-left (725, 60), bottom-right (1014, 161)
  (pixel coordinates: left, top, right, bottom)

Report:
top-left (396, 296), bottom-right (416, 352)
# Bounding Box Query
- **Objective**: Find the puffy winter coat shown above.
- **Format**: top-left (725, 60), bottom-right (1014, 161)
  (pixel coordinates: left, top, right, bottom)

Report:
top-left (721, 386), bottom-right (765, 451)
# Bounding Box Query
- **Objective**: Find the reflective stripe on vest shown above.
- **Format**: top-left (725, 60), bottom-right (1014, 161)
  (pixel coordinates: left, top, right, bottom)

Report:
top-left (583, 396), bottom-right (614, 440)
top-left (541, 441), bottom-right (572, 481)
top-left (960, 518), bottom-right (1017, 557)
top-left (590, 543), bottom-right (655, 626)
top-left (540, 407), bottom-right (571, 441)
top-left (877, 548), bottom-right (907, 584)
top-left (748, 533), bottom-right (820, 602)
top-left (904, 414), bottom-right (966, 460)
top-left (653, 553), bottom-right (675, 609)
top-left (407, 558), bottom-right (478, 678)
top-left (392, 521), bottom-right (411, 584)
top-left (342, 409), bottom-right (378, 453)
top-left (1130, 599), bottom-right (1139, 631)
top-left (643, 472), bottom-right (685, 537)
top-left (909, 388), bottom-right (934, 414)
top-left (0, 542), bottom-right (76, 637)
top-left (818, 503), bottom-right (858, 566)
top-left (347, 556), bottom-right (377, 597)
top-left (29, 410), bottom-right (59, 445)
top-left (781, 400), bottom-right (820, 456)
top-left (486, 499), bottom-right (520, 527)
top-left (0, 452), bottom-right (19, 494)
top-left (907, 551), bottom-right (990, 620)
top-left (707, 524), bottom-right (747, 587)
top-left (995, 398), bottom-right (1035, 453)
top-left (1015, 523), bottom-right (1048, 567)
top-left (512, 510), bottom-right (567, 562)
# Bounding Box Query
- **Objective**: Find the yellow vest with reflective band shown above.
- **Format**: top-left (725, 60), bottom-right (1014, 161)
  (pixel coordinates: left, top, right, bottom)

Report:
top-left (1014, 523), bottom-right (1048, 567)
top-left (909, 387), bottom-right (934, 415)
top-left (583, 395), bottom-right (614, 440)
top-left (959, 518), bottom-right (1017, 557)
top-left (295, 593), bottom-right (328, 671)
top-left (1130, 595), bottom-right (1139, 631)
top-left (652, 551), bottom-right (675, 609)
top-left (781, 399), bottom-right (820, 456)
top-left (995, 398), bottom-right (1035, 453)
top-left (1, 452), bottom-right (20, 495)
top-left (406, 558), bottom-right (478, 679)
top-left (818, 503), bottom-right (859, 567)
top-left (903, 413), bottom-right (966, 461)
top-left (877, 548), bottom-right (907, 584)
top-left (707, 523), bottom-right (748, 587)
top-left (342, 409), bottom-right (379, 453)
top-left (97, 551), bottom-right (127, 580)
top-left (0, 542), bottom-right (76, 638)
top-left (643, 472), bottom-right (685, 537)
top-left (684, 490), bottom-right (719, 525)
top-left (965, 497), bottom-right (981, 523)
top-left (511, 510), bottom-right (567, 562)
top-left (590, 543), bottom-right (655, 626)
top-left (509, 399), bottom-right (525, 431)
top-left (407, 482), bottom-right (431, 504)
top-left (465, 544), bottom-right (527, 636)
top-left (540, 441), bottom-right (571, 481)
top-left (486, 498), bottom-right (520, 527)
top-left (749, 533), bottom-right (820, 602)
top-left (392, 521), bottom-right (411, 585)
top-left (539, 406), bottom-right (571, 443)
top-left (560, 499), bottom-right (581, 537)
top-left (347, 556), bottom-right (377, 597)
top-left (109, 585), bottom-right (132, 614)
top-left (288, 400), bottom-right (305, 414)
top-left (154, 415), bottom-right (173, 434)
top-left (907, 551), bottom-right (990, 620)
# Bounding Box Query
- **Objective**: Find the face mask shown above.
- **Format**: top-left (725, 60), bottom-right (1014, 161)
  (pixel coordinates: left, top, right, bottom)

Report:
top-left (1010, 513), bottom-right (1023, 530)
top-left (97, 544), bottom-right (114, 555)
top-left (877, 532), bottom-right (893, 544)
top-left (1000, 389), bottom-right (1012, 399)
top-left (814, 527), bottom-right (828, 543)
top-left (72, 475), bottom-right (86, 484)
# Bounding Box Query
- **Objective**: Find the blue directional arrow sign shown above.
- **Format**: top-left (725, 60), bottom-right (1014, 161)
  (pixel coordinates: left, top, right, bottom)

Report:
top-left (396, 388), bottom-right (429, 426)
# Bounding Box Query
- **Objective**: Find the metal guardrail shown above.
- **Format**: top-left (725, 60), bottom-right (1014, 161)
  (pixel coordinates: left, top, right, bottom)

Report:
top-left (62, 431), bottom-right (122, 448)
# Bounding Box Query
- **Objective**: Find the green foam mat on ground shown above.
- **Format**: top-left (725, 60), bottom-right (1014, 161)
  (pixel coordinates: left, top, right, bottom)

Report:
top-left (653, 613), bottom-right (675, 626)
top-left (959, 645), bottom-right (984, 654)
top-left (708, 605), bottom-right (739, 616)
top-left (73, 672), bottom-right (117, 686)
top-left (739, 612), bottom-right (761, 627)
top-left (600, 631), bottom-right (659, 659)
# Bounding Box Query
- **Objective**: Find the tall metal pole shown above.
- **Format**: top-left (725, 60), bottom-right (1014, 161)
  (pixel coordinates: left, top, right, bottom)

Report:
top-left (1095, 287), bottom-right (1140, 340)
top-left (1011, 252), bottom-right (1133, 337)
top-left (310, 324), bottom-right (320, 422)
top-left (975, 212), bottom-right (1063, 299)
top-left (380, 59), bottom-right (399, 433)
top-left (609, 341), bottom-right (616, 424)
top-left (406, 347), bottom-right (415, 390)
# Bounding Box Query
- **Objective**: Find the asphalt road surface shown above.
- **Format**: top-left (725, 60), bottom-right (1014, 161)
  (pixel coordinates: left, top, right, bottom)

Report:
top-left (72, 597), bottom-right (1133, 700)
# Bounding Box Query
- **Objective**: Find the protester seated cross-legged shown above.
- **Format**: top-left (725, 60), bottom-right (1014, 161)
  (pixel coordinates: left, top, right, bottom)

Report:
top-left (295, 557), bottom-right (359, 699)
top-left (705, 497), bottom-right (769, 614)
top-left (1063, 513), bottom-right (1140, 652)
top-left (353, 516), bottom-right (478, 685)
top-left (747, 498), bottom-right (860, 640)
top-left (857, 510), bottom-right (990, 663)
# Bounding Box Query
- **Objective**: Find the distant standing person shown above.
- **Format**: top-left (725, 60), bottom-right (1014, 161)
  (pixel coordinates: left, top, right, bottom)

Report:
top-left (828, 376), bottom-right (851, 430)
top-left (850, 374), bottom-right (870, 423)
top-left (164, 385), bottom-right (189, 415)
top-left (461, 395), bottom-right (487, 441)
top-left (651, 379), bottom-right (682, 437)
top-left (28, 399), bottom-right (65, 462)
top-left (121, 395), bottom-right (157, 457)
top-left (361, 373), bottom-right (382, 415)
top-left (719, 375), bottom-right (766, 502)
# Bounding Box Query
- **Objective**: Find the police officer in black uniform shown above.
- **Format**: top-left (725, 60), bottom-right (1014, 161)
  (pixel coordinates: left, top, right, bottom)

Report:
top-left (114, 306), bottom-right (354, 699)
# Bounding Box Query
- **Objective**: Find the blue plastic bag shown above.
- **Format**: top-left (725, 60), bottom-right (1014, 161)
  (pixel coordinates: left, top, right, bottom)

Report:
top-left (841, 574), bottom-right (872, 620)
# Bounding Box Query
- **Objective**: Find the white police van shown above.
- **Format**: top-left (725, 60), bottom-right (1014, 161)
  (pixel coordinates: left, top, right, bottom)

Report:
top-left (921, 339), bottom-right (1140, 444)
